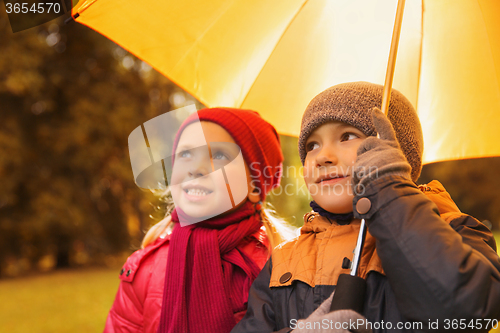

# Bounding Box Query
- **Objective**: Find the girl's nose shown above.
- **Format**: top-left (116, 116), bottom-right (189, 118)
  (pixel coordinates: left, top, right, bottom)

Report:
top-left (187, 155), bottom-right (211, 178)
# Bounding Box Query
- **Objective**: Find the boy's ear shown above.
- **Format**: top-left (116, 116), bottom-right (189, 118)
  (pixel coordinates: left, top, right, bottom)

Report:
top-left (248, 186), bottom-right (260, 203)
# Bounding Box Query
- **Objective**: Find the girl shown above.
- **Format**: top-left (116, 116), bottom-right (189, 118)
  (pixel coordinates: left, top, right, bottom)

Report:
top-left (104, 107), bottom-right (292, 333)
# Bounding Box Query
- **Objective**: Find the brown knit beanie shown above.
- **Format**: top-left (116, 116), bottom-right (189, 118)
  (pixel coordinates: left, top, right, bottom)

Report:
top-left (298, 82), bottom-right (424, 181)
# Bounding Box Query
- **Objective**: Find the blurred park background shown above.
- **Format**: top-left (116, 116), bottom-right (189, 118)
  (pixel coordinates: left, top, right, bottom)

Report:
top-left (1, 11), bottom-right (500, 333)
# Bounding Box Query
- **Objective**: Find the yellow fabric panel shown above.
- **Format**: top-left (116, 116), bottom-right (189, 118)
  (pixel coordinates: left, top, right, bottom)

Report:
top-left (418, 0), bottom-right (500, 163)
top-left (73, 0), bottom-right (500, 164)
top-left (241, 0), bottom-right (422, 137)
top-left (75, 0), bottom-right (306, 107)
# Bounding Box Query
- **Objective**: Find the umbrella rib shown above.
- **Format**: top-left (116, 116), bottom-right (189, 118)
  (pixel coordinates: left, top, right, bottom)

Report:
top-left (239, 0), bottom-right (309, 108)
top-left (76, 0), bottom-right (99, 15)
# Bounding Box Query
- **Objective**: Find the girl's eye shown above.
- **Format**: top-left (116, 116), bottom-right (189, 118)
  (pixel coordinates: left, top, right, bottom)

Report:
top-left (306, 142), bottom-right (319, 152)
top-left (212, 151), bottom-right (229, 160)
top-left (340, 132), bottom-right (359, 142)
top-left (179, 150), bottom-right (192, 158)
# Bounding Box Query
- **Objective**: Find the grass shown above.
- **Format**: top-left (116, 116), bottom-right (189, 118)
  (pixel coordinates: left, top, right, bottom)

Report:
top-left (0, 268), bottom-right (120, 333)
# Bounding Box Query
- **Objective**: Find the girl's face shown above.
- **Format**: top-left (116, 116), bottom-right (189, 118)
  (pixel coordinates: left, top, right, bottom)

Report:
top-left (170, 121), bottom-right (252, 222)
top-left (303, 121), bottom-right (367, 214)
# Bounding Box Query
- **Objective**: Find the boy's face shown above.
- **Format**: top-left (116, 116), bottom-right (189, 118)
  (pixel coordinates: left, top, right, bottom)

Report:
top-left (303, 121), bottom-right (367, 214)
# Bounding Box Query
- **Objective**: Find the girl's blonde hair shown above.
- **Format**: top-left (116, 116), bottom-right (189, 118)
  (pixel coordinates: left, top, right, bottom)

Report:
top-left (142, 189), bottom-right (296, 250)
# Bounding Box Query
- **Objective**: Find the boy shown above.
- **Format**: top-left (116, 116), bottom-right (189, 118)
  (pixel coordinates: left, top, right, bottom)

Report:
top-left (231, 82), bottom-right (500, 333)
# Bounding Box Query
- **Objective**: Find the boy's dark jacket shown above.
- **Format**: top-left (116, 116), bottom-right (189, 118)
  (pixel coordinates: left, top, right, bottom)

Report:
top-left (231, 176), bottom-right (500, 333)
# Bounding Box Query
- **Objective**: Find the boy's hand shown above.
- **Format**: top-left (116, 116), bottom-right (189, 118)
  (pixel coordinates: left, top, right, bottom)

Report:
top-left (293, 292), bottom-right (372, 333)
top-left (352, 107), bottom-right (412, 195)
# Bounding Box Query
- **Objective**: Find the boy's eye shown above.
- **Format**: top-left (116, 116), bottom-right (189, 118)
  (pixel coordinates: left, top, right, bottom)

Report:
top-left (306, 142), bottom-right (319, 152)
top-left (340, 132), bottom-right (359, 142)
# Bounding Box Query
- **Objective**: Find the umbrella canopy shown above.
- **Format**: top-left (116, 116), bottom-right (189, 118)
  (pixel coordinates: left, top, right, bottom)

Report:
top-left (72, 0), bottom-right (500, 164)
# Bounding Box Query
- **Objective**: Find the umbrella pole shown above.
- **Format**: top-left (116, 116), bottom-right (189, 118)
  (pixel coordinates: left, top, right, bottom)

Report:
top-left (330, 218), bottom-right (368, 314)
top-left (330, 0), bottom-right (406, 314)
top-left (381, 0), bottom-right (406, 116)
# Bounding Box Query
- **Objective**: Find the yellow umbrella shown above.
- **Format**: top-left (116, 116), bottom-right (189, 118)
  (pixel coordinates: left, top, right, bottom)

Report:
top-left (72, 0), bottom-right (500, 164)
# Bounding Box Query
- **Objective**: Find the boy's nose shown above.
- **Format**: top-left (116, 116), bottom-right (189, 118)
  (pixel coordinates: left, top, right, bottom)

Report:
top-left (316, 148), bottom-right (338, 166)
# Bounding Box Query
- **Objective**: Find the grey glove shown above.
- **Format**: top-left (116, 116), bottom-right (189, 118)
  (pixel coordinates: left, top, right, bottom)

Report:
top-left (293, 292), bottom-right (372, 333)
top-left (352, 107), bottom-right (412, 195)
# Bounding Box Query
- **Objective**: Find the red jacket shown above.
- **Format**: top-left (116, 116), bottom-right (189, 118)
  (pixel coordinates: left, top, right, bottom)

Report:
top-left (104, 228), bottom-right (270, 333)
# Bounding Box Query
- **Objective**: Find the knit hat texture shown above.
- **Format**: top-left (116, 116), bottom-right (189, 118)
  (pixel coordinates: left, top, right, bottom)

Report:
top-left (298, 82), bottom-right (424, 181)
top-left (174, 107), bottom-right (283, 200)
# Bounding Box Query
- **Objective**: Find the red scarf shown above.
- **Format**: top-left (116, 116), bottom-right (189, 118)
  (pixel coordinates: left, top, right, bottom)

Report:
top-left (157, 200), bottom-right (263, 333)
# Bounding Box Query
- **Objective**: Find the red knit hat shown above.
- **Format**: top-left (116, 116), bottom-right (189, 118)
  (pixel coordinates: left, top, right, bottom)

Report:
top-left (173, 107), bottom-right (283, 200)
